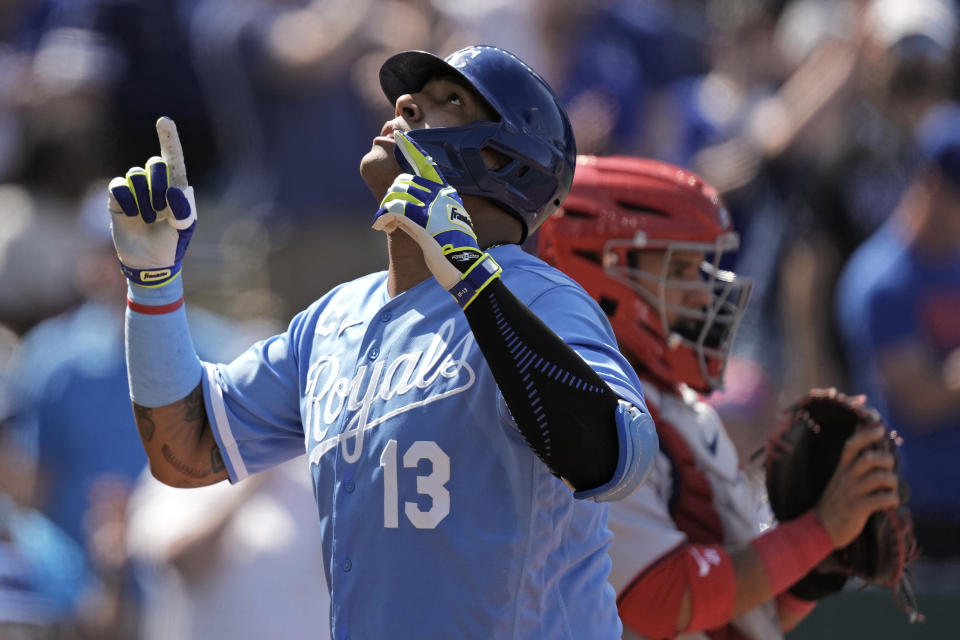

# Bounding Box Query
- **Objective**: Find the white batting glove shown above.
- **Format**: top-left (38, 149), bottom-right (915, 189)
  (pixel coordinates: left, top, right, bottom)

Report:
top-left (108, 117), bottom-right (197, 287)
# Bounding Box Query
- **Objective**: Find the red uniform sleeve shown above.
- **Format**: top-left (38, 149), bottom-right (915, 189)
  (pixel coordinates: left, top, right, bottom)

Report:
top-left (618, 543), bottom-right (735, 637)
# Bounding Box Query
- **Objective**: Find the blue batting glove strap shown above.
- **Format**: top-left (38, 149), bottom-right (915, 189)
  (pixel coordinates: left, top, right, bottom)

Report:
top-left (448, 252), bottom-right (502, 310)
top-left (575, 400), bottom-right (659, 502)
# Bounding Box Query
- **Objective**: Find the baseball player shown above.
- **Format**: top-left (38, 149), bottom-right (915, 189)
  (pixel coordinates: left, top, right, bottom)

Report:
top-left (106, 46), bottom-right (658, 639)
top-left (539, 155), bottom-right (903, 639)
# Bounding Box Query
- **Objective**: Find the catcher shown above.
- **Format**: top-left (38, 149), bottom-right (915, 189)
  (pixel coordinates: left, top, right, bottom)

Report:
top-left (539, 155), bottom-right (917, 639)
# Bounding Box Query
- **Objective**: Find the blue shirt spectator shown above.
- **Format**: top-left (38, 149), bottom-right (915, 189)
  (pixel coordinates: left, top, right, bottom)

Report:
top-left (837, 223), bottom-right (960, 516)
top-left (561, 0), bottom-right (708, 155)
top-left (0, 492), bottom-right (93, 625)
top-left (836, 101), bottom-right (960, 557)
top-left (13, 296), bottom-right (265, 548)
top-left (13, 300), bottom-right (143, 548)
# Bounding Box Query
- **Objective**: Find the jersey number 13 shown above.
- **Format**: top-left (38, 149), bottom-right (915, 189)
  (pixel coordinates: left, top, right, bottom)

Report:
top-left (380, 439), bottom-right (450, 529)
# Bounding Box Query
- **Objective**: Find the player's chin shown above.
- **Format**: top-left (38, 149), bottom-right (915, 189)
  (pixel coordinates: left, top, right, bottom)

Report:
top-left (360, 145), bottom-right (402, 199)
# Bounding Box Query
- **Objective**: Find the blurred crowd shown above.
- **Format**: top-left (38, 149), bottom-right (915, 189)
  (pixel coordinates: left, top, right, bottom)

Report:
top-left (1, 0), bottom-right (959, 637)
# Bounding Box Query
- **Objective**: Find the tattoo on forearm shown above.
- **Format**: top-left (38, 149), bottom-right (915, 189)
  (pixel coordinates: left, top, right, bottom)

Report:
top-left (211, 445), bottom-right (225, 473)
top-left (137, 385), bottom-right (218, 482)
top-left (162, 444), bottom-right (211, 479)
top-left (133, 404), bottom-right (156, 442)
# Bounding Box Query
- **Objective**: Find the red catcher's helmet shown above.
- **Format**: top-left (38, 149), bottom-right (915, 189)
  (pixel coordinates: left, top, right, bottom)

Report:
top-left (539, 155), bottom-right (752, 392)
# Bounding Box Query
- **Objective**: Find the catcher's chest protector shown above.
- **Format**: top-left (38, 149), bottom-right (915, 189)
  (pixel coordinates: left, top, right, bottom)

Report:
top-left (624, 389), bottom-right (782, 640)
top-left (655, 418), bottom-right (748, 640)
top-left (651, 387), bottom-right (769, 545)
top-left (655, 414), bottom-right (724, 544)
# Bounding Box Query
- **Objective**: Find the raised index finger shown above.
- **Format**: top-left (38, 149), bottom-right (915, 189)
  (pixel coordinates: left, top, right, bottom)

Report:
top-left (394, 130), bottom-right (444, 184)
top-left (156, 116), bottom-right (188, 188)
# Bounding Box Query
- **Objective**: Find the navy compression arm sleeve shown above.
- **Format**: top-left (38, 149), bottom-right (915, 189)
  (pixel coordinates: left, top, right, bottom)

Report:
top-left (462, 279), bottom-right (620, 491)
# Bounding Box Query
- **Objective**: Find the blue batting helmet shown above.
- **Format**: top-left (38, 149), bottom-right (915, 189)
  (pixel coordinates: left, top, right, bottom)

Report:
top-left (380, 45), bottom-right (576, 241)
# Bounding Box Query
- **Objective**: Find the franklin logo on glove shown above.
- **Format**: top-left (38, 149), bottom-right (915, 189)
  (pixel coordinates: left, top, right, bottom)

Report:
top-left (449, 207), bottom-right (472, 227)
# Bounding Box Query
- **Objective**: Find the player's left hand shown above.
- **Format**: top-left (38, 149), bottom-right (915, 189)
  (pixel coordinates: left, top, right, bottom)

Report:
top-left (372, 130), bottom-right (487, 291)
top-left (108, 117), bottom-right (197, 287)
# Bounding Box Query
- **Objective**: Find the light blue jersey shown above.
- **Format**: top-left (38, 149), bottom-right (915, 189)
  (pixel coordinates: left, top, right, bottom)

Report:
top-left (201, 244), bottom-right (647, 639)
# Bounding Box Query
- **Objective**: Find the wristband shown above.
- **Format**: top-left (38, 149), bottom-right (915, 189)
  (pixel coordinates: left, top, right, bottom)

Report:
top-left (125, 279), bottom-right (203, 407)
top-left (750, 511), bottom-right (834, 597)
top-left (128, 297), bottom-right (184, 315)
top-left (448, 252), bottom-right (501, 310)
top-left (127, 278), bottom-right (184, 306)
top-left (618, 544), bottom-right (735, 637)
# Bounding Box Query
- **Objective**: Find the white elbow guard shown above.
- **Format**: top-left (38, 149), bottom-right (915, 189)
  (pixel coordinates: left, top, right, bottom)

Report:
top-left (574, 400), bottom-right (658, 502)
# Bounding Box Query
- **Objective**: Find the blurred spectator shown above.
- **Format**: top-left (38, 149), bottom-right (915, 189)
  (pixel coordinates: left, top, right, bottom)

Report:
top-left (643, 0), bottom-right (957, 403)
top-left (126, 457), bottom-right (331, 640)
top-left (11, 187), bottom-right (144, 552)
top-left (0, 487), bottom-right (95, 638)
top-left (644, 1), bottom-right (802, 390)
top-left (186, 0), bottom-right (378, 217)
top-left (0, 184), bottom-right (85, 333)
top-left (836, 101), bottom-right (960, 559)
top-left (780, 0), bottom-right (958, 394)
top-left (0, 324), bottom-right (94, 638)
top-left (0, 0), bottom-right (219, 332)
top-left (560, 0), bottom-right (709, 156)
top-left (10, 0), bottom-right (217, 185)
top-left (427, 0), bottom-right (578, 86)
top-left (180, 0), bottom-right (434, 320)
top-left (0, 1), bottom-right (102, 329)
top-left (9, 185), bottom-right (275, 636)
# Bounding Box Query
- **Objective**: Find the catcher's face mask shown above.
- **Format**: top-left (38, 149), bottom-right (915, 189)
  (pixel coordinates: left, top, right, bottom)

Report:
top-left (538, 155), bottom-right (753, 392)
top-left (609, 234), bottom-right (752, 391)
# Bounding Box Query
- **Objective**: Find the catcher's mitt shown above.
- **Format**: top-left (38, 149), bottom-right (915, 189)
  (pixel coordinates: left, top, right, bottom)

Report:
top-left (765, 388), bottom-right (921, 621)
